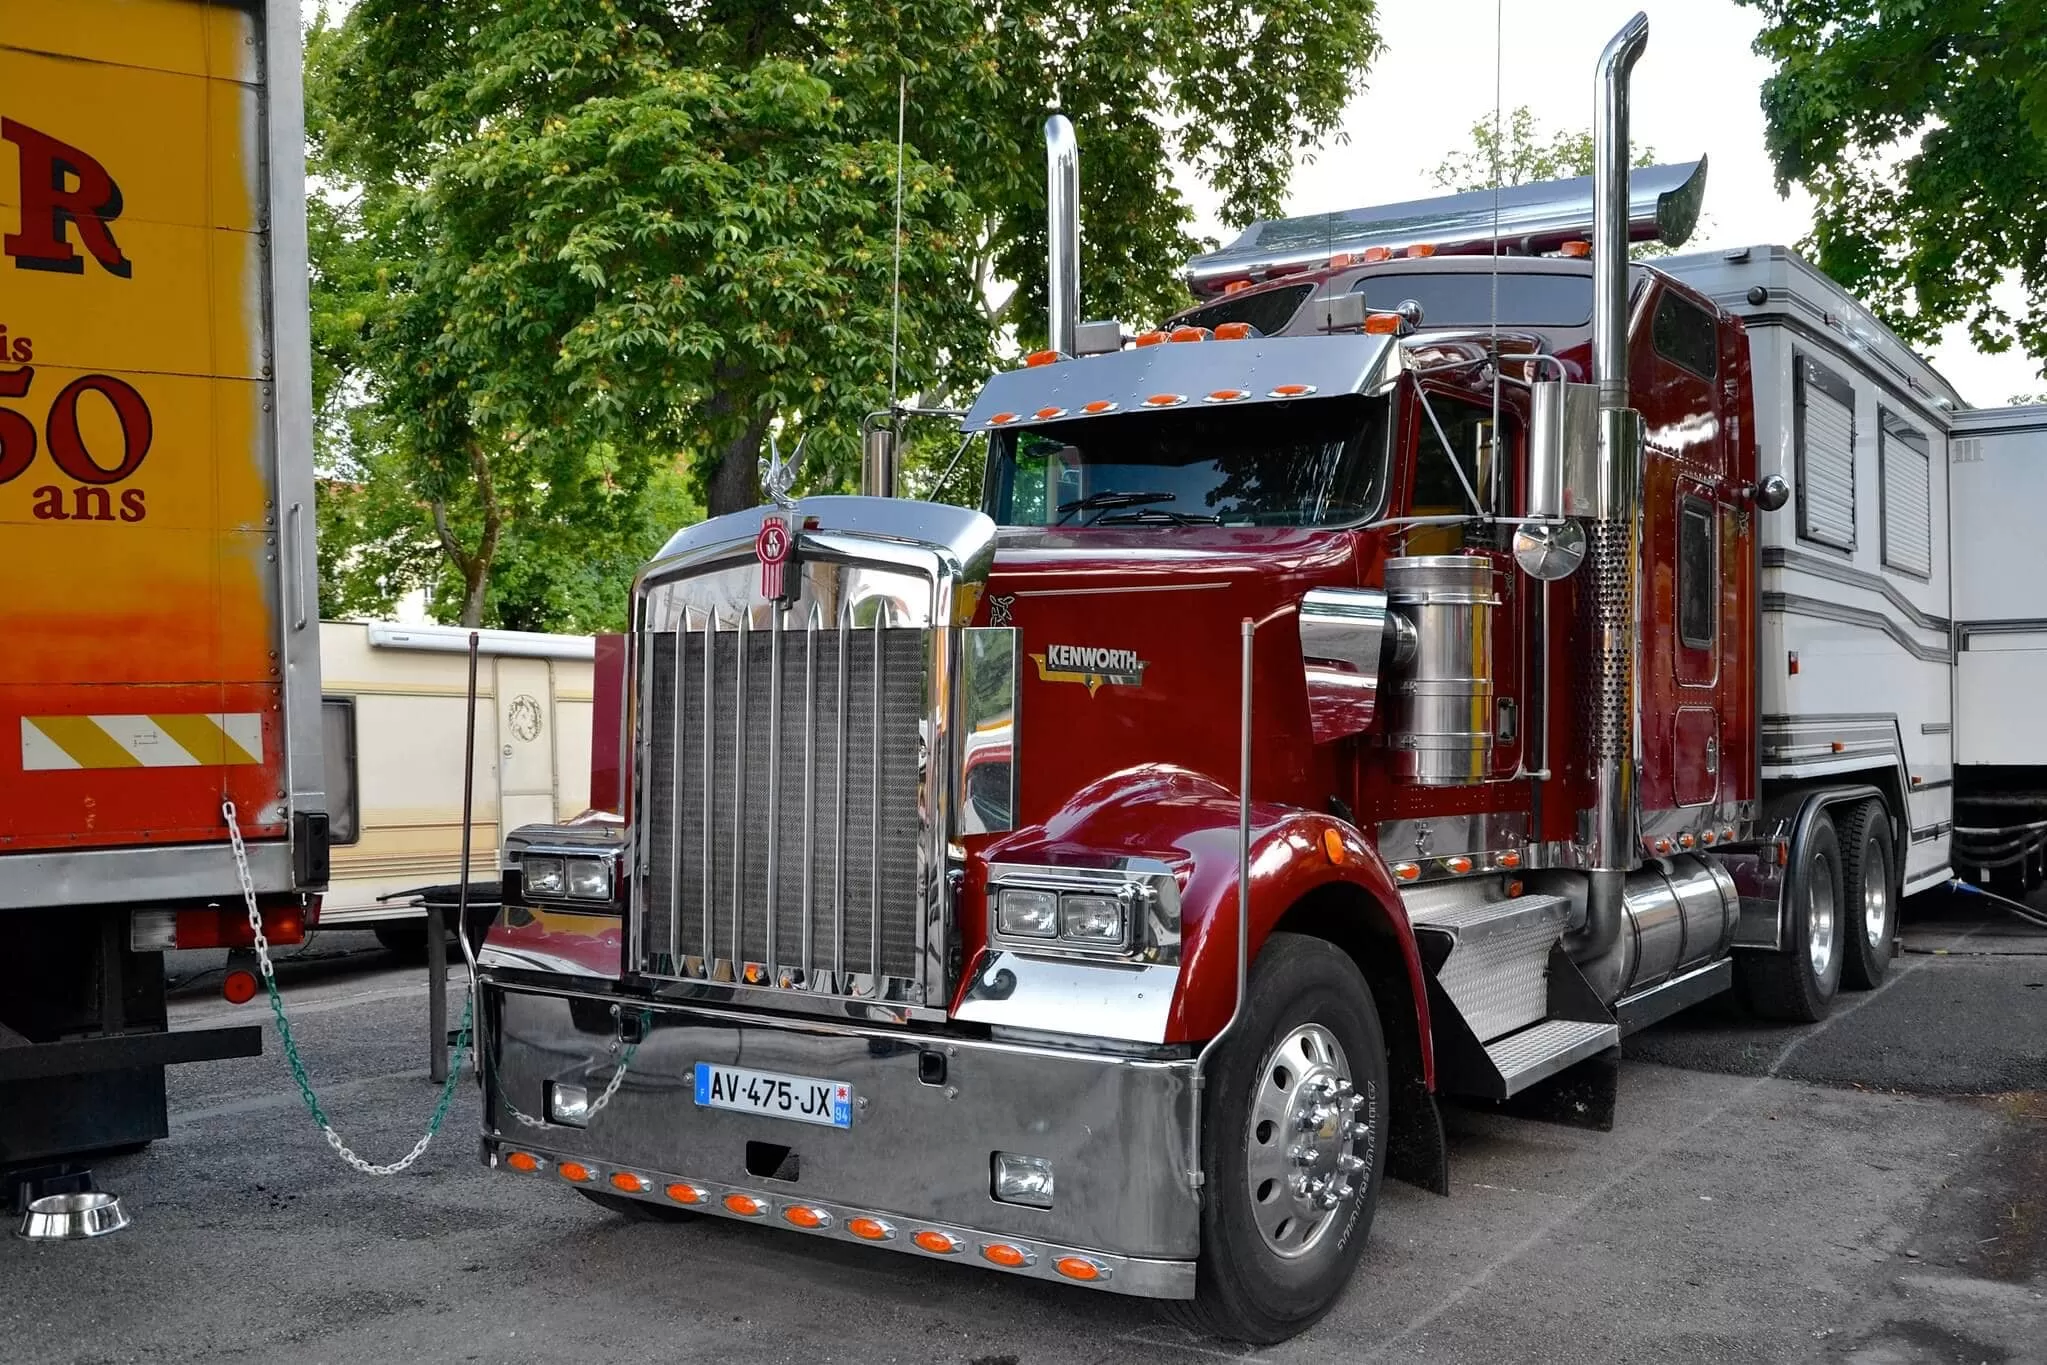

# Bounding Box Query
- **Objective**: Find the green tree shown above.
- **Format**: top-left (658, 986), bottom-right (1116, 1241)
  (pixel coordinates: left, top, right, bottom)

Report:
top-left (1429, 106), bottom-right (1669, 255)
top-left (1738, 0), bottom-right (2047, 382)
top-left (308, 1), bottom-right (1385, 627)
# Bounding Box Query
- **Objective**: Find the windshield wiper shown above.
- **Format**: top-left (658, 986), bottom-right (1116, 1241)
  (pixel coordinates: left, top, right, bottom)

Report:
top-left (1094, 508), bottom-right (1223, 526)
top-left (1054, 490), bottom-right (1177, 525)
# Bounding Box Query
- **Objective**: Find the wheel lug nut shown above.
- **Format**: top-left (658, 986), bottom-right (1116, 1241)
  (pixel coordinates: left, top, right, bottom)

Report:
top-left (1349, 1122), bottom-right (1370, 1139)
top-left (1288, 1174), bottom-right (1312, 1198)
top-left (1337, 1153), bottom-right (1365, 1173)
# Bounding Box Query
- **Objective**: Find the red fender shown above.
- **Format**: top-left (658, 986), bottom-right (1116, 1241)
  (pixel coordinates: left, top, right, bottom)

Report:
top-left (970, 764), bottom-right (1433, 1089)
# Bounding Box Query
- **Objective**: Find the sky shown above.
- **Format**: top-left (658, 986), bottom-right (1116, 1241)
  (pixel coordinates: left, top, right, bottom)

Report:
top-left (1175, 0), bottom-right (2039, 408)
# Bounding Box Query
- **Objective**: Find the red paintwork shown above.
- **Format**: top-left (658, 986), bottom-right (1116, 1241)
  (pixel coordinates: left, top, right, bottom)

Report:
top-left (591, 633), bottom-right (626, 817)
top-left (958, 264), bottom-right (1757, 1084)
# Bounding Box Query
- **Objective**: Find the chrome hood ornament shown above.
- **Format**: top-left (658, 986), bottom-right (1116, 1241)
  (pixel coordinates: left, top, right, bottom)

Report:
top-left (760, 428), bottom-right (807, 508)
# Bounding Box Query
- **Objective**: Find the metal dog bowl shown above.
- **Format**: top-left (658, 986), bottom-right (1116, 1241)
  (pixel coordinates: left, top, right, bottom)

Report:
top-left (17, 1191), bottom-right (129, 1241)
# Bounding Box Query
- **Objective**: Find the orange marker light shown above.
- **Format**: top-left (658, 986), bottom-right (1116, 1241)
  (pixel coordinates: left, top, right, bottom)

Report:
top-left (1082, 399), bottom-right (1118, 414)
top-left (1205, 389), bottom-right (1249, 403)
top-left (1055, 1256), bottom-right (1109, 1282)
top-left (609, 1171), bottom-right (650, 1193)
top-left (1498, 851), bottom-right (1522, 870)
top-left (1407, 243), bottom-right (1437, 258)
top-left (1392, 862), bottom-right (1421, 882)
top-left (1213, 321), bottom-right (1255, 341)
top-left (846, 1217), bottom-right (895, 1241)
top-left (557, 1161), bottom-right (593, 1183)
top-left (1654, 838), bottom-right (1672, 855)
top-left (913, 1230), bottom-right (961, 1254)
top-left (782, 1205), bottom-right (831, 1229)
top-left (1168, 326), bottom-right (1211, 343)
top-left (1701, 830), bottom-right (1718, 846)
top-left (1024, 348), bottom-right (1062, 367)
top-left (1322, 829), bottom-right (1347, 865)
top-left (505, 1151), bottom-right (541, 1174)
top-left (665, 1182), bottom-right (705, 1205)
top-left (981, 1243), bottom-right (1032, 1267)
top-left (1446, 856), bottom-right (1474, 875)
top-left (989, 412), bottom-right (1019, 426)
top-left (1327, 251), bottom-right (1356, 269)
top-left (1223, 279), bottom-right (1254, 294)
top-left (722, 1193), bottom-right (766, 1217)
top-left (1560, 240), bottom-right (1592, 258)
top-left (1267, 383), bottom-right (1317, 398)
top-left (1363, 312), bottom-right (1403, 335)
top-left (1034, 406), bottom-right (1066, 421)
top-left (1142, 393), bottom-right (1186, 407)
top-left (1133, 330), bottom-right (1169, 347)
top-left (1362, 246), bottom-right (1393, 263)
top-left (1678, 833), bottom-right (1697, 850)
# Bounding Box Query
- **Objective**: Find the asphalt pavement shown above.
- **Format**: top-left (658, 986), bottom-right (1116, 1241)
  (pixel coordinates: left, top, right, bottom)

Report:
top-left (4, 896), bottom-right (2042, 1365)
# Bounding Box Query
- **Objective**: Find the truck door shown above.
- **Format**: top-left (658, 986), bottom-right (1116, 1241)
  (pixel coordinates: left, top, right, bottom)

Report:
top-left (494, 657), bottom-right (557, 852)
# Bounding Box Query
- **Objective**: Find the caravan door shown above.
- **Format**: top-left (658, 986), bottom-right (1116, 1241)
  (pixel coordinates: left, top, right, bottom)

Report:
top-left (495, 657), bottom-right (558, 844)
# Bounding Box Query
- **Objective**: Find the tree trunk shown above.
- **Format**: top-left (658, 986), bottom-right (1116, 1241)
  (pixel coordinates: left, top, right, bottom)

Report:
top-left (706, 411), bottom-right (773, 518)
top-left (431, 438), bottom-right (505, 628)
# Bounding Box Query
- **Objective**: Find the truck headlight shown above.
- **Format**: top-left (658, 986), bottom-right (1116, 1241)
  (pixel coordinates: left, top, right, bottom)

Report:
top-left (996, 888), bottom-right (1058, 938)
top-left (991, 1152), bottom-right (1055, 1208)
top-left (1059, 893), bottom-right (1124, 945)
top-left (566, 857), bottom-right (613, 901)
top-left (524, 856), bottom-right (566, 897)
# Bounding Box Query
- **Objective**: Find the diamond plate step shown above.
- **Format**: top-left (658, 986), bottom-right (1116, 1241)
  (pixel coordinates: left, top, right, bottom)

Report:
top-left (1413, 894), bottom-right (1571, 1042)
top-left (1485, 1018), bottom-right (1620, 1097)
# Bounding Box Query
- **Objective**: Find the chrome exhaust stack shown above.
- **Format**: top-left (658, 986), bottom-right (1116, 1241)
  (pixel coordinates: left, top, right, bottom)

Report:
top-left (1572, 12), bottom-right (1650, 1000)
top-left (1044, 114), bottom-right (1080, 358)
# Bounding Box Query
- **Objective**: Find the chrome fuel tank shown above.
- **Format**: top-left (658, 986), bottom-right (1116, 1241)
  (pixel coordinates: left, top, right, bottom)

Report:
top-left (1385, 556), bottom-right (1498, 785)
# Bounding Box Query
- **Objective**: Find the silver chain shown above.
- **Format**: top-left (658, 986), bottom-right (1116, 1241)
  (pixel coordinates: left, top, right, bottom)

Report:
top-left (224, 800), bottom-right (472, 1176)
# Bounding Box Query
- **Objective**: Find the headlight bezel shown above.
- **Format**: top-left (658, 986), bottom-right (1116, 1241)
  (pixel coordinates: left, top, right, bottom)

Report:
top-left (984, 861), bottom-right (1178, 963)
top-left (510, 837), bottom-right (623, 909)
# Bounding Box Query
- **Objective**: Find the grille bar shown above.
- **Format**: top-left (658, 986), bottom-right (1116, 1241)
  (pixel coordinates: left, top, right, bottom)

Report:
top-left (637, 605), bottom-right (930, 1006)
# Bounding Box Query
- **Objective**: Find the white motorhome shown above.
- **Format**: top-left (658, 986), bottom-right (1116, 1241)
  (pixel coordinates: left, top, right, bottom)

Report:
top-left (318, 622), bottom-right (595, 948)
top-left (1662, 246), bottom-right (2046, 892)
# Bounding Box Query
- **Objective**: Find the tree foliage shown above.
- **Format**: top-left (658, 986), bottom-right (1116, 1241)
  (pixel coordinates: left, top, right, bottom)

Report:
top-left (308, 1), bottom-right (1385, 629)
top-left (1738, 0), bottom-right (2047, 381)
top-left (1430, 106), bottom-right (1668, 255)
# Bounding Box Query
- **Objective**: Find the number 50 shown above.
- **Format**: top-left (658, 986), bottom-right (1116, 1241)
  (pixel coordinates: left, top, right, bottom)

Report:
top-left (0, 366), bottom-right (155, 485)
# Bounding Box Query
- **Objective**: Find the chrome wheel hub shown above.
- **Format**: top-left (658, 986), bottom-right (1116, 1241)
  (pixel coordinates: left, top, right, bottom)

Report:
top-left (1808, 857), bottom-right (1838, 978)
top-left (1862, 856), bottom-right (1888, 950)
top-left (1245, 1023), bottom-right (1370, 1258)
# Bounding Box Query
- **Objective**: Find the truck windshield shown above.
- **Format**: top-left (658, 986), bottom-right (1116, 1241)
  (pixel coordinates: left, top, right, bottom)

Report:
top-left (984, 395), bottom-right (1390, 528)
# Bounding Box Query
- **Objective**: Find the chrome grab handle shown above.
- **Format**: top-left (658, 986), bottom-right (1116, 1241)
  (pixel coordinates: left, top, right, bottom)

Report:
top-left (288, 501), bottom-right (307, 630)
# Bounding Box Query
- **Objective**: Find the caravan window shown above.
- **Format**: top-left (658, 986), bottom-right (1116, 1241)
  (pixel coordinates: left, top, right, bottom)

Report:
top-left (1795, 354), bottom-right (1856, 552)
top-left (322, 698), bottom-right (359, 846)
top-left (1879, 408), bottom-right (1932, 578)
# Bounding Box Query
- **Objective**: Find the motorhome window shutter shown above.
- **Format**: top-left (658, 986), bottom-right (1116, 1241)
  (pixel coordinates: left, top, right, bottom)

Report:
top-left (1879, 409), bottom-right (1932, 578)
top-left (1795, 355), bottom-right (1856, 551)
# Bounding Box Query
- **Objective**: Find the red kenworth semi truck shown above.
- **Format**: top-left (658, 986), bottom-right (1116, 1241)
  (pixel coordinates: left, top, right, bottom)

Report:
top-left (473, 15), bottom-right (2045, 1342)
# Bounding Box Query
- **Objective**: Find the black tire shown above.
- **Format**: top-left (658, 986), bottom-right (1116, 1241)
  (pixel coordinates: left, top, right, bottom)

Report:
top-left (576, 1188), bottom-right (700, 1223)
top-left (373, 921), bottom-right (427, 955)
top-left (1739, 808), bottom-right (1846, 1022)
top-left (1165, 933), bottom-right (1389, 1345)
top-left (1839, 801), bottom-right (1897, 990)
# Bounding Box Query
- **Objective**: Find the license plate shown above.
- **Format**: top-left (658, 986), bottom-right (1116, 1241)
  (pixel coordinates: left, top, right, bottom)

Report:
top-left (693, 1062), bottom-right (853, 1129)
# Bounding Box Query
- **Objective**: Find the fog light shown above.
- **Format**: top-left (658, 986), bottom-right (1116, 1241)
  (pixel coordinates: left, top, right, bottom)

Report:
top-left (567, 857), bottom-right (613, 900)
top-left (1058, 893), bottom-right (1123, 945)
top-left (992, 1152), bottom-right (1055, 1208)
top-left (997, 888), bottom-right (1058, 938)
top-left (548, 1081), bottom-right (591, 1127)
top-left (524, 856), bottom-right (566, 897)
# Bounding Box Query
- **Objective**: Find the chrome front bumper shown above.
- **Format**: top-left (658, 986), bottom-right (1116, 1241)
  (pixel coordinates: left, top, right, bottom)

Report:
top-left (481, 982), bottom-right (1201, 1298)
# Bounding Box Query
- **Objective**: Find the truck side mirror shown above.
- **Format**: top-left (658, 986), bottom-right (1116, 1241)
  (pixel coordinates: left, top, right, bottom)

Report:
top-left (1518, 379), bottom-right (1602, 581)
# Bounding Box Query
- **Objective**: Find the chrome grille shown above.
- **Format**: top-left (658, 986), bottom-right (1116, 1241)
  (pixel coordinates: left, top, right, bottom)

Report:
top-left (636, 608), bottom-right (930, 1003)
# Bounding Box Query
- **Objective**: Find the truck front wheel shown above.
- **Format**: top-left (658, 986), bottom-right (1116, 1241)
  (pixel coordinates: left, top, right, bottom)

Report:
top-left (1172, 932), bottom-right (1388, 1344)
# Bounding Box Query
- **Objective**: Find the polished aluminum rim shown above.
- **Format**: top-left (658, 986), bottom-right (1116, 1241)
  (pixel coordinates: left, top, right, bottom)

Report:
top-left (1808, 853), bottom-right (1838, 978)
top-left (1245, 1023), bottom-right (1368, 1259)
top-left (1862, 854), bottom-right (1888, 950)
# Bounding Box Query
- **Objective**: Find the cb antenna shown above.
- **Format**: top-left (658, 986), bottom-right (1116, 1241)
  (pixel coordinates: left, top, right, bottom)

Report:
top-left (1487, 0), bottom-right (1504, 532)
top-left (888, 70), bottom-right (907, 417)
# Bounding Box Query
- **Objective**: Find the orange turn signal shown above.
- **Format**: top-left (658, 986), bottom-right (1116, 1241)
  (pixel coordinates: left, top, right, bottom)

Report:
top-left (1322, 829), bottom-right (1347, 865)
top-left (1363, 312), bottom-right (1403, 335)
